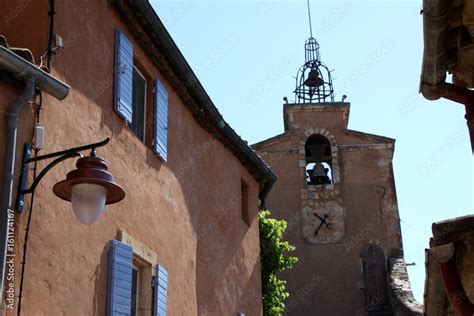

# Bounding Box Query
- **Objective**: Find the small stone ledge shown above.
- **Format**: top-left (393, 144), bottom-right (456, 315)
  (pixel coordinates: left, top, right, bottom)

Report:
top-left (117, 230), bottom-right (157, 265)
top-left (389, 258), bottom-right (423, 316)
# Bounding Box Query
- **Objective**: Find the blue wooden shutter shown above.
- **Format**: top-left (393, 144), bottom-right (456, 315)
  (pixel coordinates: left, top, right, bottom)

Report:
top-left (107, 240), bottom-right (133, 316)
top-left (114, 29), bottom-right (134, 123)
top-left (154, 79), bottom-right (168, 161)
top-left (154, 265), bottom-right (168, 316)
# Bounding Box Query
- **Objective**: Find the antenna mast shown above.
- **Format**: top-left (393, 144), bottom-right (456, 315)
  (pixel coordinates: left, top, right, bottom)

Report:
top-left (307, 0), bottom-right (313, 38)
top-left (293, 0), bottom-right (335, 103)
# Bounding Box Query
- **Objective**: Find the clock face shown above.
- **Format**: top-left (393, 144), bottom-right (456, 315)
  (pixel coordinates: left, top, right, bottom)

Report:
top-left (301, 200), bottom-right (345, 244)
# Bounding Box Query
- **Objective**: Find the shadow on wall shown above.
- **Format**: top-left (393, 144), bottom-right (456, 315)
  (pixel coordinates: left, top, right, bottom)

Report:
top-left (236, 257), bottom-right (263, 314)
top-left (197, 224), bottom-right (261, 315)
top-left (92, 244), bottom-right (108, 316)
top-left (145, 140), bottom-right (165, 174)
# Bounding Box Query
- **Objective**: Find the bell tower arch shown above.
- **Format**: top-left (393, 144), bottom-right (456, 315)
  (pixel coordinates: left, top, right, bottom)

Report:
top-left (305, 134), bottom-right (332, 185)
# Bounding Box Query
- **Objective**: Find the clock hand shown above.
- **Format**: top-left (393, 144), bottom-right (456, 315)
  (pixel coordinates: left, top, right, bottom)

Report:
top-left (314, 221), bottom-right (325, 236)
top-left (313, 213), bottom-right (324, 221)
top-left (313, 213), bottom-right (330, 236)
top-left (313, 213), bottom-right (329, 225)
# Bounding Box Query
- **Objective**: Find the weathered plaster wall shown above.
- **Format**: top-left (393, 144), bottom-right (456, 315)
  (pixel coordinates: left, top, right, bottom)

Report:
top-left (0, 1), bottom-right (262, 315)
top-left (255, 103), bottom-right (403, 315)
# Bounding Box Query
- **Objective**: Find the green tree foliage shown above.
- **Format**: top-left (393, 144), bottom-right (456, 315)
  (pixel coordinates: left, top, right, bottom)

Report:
top-left (259, 210), bottom-right (298, 316)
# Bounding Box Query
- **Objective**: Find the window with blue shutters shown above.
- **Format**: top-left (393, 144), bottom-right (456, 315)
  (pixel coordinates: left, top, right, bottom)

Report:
top-left (114, 30), bottom-right (170, 157)
top-left (107, 240), bottom-right (133, 316)
top-left (154, 79), bottom-right (168, 161)
top-left (108, 236), bottom-right (169, 315)
top-left (154, 265), bottom-right (168, 316)
top-left (114, 29), bottom-right (147, 142)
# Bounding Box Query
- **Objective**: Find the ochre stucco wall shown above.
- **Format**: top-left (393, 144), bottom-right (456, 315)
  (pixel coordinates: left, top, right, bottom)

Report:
top-left (255, 104), bottom-right (403, 315)
top-left (0, 1), bottom-right (262, 315)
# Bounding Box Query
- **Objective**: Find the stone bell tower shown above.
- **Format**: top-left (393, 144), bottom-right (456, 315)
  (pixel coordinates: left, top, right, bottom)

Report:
top-left (253, 34), bottom-right (421, 315)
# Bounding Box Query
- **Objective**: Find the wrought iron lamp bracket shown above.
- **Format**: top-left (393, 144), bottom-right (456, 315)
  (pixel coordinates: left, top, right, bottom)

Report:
top-left (16, 137), bottom-right (110, 212)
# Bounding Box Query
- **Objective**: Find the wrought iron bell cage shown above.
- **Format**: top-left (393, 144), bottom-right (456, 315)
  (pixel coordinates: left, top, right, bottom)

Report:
top-left (294, 37), bottom-right (334, 103)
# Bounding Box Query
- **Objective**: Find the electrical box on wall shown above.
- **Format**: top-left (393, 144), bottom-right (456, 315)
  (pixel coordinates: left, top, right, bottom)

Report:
top-left (34, 123), bottom-right (44, 149)
top-left (54, 34), bottom-right (64, 50)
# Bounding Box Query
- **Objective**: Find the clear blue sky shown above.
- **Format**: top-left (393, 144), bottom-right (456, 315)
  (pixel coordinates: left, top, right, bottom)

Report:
top-left (154, 0), bottom-right (473, 303)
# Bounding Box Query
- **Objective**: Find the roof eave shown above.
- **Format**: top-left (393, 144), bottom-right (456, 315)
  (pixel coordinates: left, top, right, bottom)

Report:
top-left (344, 129), bottom-right (396, 143)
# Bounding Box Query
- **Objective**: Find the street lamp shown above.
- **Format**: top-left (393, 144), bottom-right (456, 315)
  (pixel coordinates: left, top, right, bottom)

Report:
top-left (16, 137), bottom-right (125, 224)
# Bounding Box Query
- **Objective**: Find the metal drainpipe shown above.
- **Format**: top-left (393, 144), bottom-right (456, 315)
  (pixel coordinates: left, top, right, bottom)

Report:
top-left (439, 255), bottom-right (474, 315)
top-left (432, 83), bottom-right (474, 315)
top-left (0, 41), bottom-right (69, 304)
top-left (434, 83), bottom-right (474, 153)
top-left (0, 78), bottom-right (36, 302)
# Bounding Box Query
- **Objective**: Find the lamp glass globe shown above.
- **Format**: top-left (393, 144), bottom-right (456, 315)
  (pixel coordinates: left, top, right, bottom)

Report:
top-left (71, 183), bottom-right (107, 225)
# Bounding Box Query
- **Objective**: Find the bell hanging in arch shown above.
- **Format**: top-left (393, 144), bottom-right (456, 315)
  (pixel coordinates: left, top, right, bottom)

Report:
top-left (310, 163), bottom-right (331, 185)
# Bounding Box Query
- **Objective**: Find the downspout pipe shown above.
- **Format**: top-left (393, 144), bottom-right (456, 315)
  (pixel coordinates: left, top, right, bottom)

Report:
top-left (431, 83), bottom-right (474, 153)
top-left (0, 46), bottom-right (69, 100)
top-left (432, 219), bottom-right (474, 315)
top-left (0, 46), bottom-right (70, 302)
top-left (439, 255), bottom-right (474, 315)
top-left (0, 79), bottom-right (35, 303)
top-left (420, 0), bottom-right (474, 153)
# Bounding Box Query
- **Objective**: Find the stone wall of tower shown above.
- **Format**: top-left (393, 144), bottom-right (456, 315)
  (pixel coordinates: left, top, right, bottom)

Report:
top-left (254, 102), bottom-right (404, 315)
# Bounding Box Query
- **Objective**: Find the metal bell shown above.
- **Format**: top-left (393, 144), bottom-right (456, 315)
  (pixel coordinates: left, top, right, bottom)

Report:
top-left (310, 163), bottom-right (331, 185)
top-left (304, 68), bottom-right (324, 88)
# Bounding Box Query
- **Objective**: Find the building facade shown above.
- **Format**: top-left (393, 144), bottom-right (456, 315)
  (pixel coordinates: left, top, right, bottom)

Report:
top-left (253, 36), bottom-right (421, 315)
top-left (420, 0), bottom-right (474, 153)
top-left (0, 0), bottom-right (275, 315)
top-left (421, 1), bottom-right (474, 315)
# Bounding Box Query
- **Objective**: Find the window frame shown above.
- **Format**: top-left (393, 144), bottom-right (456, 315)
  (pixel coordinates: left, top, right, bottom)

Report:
top-left (240, 179), bottom-right (250, 225)
top-left (131, 65), bottom-right (147, 142)
top-left (108, 231), bottom-right (168, 316)
top-left (131, 264), bottom-right (140, 316)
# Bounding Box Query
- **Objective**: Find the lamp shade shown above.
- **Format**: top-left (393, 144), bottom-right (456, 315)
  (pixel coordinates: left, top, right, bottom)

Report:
top-left (53, 156), bottom-right (125, 224)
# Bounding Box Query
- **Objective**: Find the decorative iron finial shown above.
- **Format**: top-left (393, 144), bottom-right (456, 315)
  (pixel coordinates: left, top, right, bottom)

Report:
top-left (294, 1), bottom-right (334, 103)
